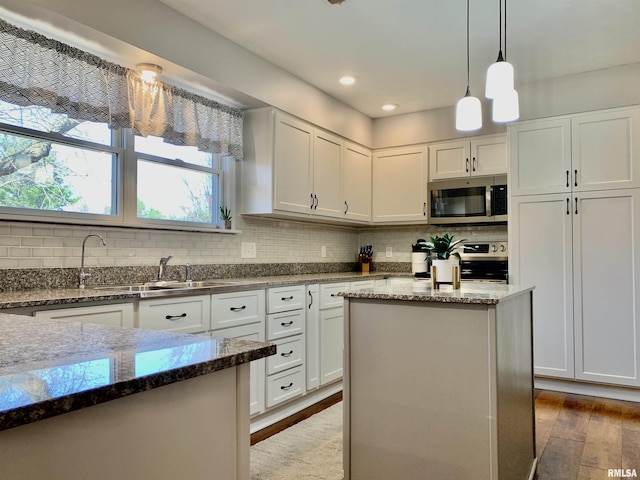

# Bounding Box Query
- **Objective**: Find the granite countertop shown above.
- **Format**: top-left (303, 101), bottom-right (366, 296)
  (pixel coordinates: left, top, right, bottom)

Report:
top-left (0, 272), bottom-right (389, 309)
top-left (0, 313), bottom-right (276, 432)
top-left (339, 280), bottom-right (534, 305)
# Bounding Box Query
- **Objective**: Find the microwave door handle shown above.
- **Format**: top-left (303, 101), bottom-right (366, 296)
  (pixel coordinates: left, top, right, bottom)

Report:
top-left (486, 187), bottom-right (492, 217)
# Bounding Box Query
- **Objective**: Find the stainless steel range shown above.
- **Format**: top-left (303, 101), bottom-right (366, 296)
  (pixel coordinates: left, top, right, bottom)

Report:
top-left (459, 241), bottom-right (508, 283)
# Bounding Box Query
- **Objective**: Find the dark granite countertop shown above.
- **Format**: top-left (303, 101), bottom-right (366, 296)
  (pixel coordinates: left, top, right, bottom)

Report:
top-left (0, 314), bottom-right (275, 432)
top-left (0, 272), bottom-right (389, 309)
top-left (339, 281), bottom-right (534, 305)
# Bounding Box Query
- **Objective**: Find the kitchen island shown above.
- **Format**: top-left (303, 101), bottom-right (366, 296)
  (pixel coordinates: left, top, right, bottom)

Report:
top-left (0, 313), bottom-right (275, 480)
top-left (340, 282), bottom-right (536, 480)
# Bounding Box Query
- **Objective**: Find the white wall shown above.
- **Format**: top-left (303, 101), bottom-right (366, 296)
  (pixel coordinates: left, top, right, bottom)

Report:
top-left (0, 0), bottom-right (373, 147)
top-left (373, 63), bottom-right (640, 149)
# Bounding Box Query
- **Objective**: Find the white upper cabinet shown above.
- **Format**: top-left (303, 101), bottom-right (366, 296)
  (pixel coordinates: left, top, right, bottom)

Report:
top-left (509, 117), bottom-right (571, 196)
top-left (372, 145), bottom-right (428, 223)
top-left (273, 112), bottom-right (314, 214)
top-left (571, 107), bottom-right (640, 192)
top-left (342, 142), bottom-right (372, 222)
top-left (429, 135), bottom-right (507, 181)
top-left (510, 106), bottom-right (640, 196)
top-left (313, 130), bottom-right (343, 218)
top-left (242, 108), bottom-right (372, 224)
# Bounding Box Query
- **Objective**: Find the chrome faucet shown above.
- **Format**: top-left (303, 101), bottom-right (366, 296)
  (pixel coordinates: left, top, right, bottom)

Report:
top-left (185, 263), bottom-right (192, 283)
top-left (158, 255), bottom-right (173, 281)
top-left (79, 234), bottom-right (106, 289)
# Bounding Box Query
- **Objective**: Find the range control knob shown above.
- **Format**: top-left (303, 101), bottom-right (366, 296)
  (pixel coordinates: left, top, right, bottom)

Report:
top-left (500, 244), bottom-right (506, 252)
top-left (491, 245), bottom-right (498, 252)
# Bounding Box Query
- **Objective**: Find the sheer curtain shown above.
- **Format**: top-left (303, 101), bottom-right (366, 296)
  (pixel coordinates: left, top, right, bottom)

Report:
top-left (0, 18), bottom-right (243, 158)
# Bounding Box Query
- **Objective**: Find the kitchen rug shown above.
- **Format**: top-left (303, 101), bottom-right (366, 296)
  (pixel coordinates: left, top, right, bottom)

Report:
top-left (250, 401), bottom-right (343, 480)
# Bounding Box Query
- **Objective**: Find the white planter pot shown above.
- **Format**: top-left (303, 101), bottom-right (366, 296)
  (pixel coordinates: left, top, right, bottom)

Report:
top-left (431, 258), bottom-right (460, 283)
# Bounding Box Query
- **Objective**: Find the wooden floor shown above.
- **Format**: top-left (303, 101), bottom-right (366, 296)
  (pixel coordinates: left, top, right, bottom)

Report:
top-left (534, 389), bottom-right (640, 479)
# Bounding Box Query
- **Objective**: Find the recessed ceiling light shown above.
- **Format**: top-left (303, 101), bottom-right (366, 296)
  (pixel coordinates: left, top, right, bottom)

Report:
top-left (339, 75), bottom-right (357, 86)
top-left (382, 104), bottom-right (398, 111)
top-left (136, 63), bottom-right (162, 82)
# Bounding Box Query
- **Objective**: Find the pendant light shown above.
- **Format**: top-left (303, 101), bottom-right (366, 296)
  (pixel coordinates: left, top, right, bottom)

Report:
top-left (485, 0), bottom-right (513, 98)
top-left (486, 0), bottom-right (519, 122)
top-left (456, 0), bottom-right (482, 132)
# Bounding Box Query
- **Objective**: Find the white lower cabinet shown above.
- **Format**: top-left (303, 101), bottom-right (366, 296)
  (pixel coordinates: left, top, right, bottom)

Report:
top-left (138, 295), bottom-right (211, 334)
top-left (266, 367), bottom-right (305, 407)
top-left (34, 303), bottom-right (135, 328)
top-left (211, 289), bottom-right (266, 416)
top-left (265, 285), bottom-right (306, 408)
top-left (306, 284), bottom-right (321, 390)
top-left (511, 189), bottom-right (640, 387)
top-left (319, 306), bottom-right (344, 385)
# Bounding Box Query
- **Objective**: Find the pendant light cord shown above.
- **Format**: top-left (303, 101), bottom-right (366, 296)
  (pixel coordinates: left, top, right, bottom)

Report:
top-left (504, 0), bottom-right (507, 60)
top-left (466, 0), bottom-right (470, 89)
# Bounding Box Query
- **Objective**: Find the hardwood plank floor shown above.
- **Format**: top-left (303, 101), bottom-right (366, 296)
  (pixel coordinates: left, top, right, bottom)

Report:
top-left (534, 389), bottom-right (640, 479)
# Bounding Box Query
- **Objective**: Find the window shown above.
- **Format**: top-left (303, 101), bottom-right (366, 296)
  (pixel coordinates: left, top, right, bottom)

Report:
top-left (134, 135), bottom-right (222, 225)
top-left (0, 102), bottom-right (233, 231)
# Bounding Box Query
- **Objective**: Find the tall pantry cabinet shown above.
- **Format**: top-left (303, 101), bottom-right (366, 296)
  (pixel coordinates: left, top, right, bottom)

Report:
top-left (509, 105), bottom-right (640, 388)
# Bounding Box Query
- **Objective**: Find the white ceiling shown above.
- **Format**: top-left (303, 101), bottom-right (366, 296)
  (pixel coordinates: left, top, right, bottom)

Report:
top-left (158, 0), bottom-right (640, 118)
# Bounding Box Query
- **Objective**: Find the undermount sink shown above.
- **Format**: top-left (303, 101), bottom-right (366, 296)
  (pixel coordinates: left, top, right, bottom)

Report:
top-left (91, 279), bottom-right (246, 293)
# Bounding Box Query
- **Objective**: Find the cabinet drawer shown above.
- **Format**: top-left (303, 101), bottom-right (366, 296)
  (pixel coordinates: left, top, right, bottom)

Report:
top-left (139, 295), bottom-right (210, 334)
top-left (320, 282), bottom-right (348, 309)
top-left (267, 285), bottom-right (305, 314)
top-left (211, 289), bottom-right (265, 329)
top-left (267, 309), bottom-right (305, 340)
top-left (267, 336), bottom-right (305, 375)
top-left (34, 303), bottom-right (135, 328)
top-left (350, 280), bottom-right (375, 290)
top-left (266, 367), bottom-right (305, 408)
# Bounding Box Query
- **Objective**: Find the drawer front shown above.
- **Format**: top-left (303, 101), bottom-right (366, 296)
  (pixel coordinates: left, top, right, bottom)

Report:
top-left (267, 336), bottom-right (305, 375)
top-left (267, 285), bottom-right (306, 314)
top-left (267, 309), bottom-right (305, 340)
top-left (266, 367), bottom-right (305, 408)
top-left (211, 289), bottom-right (265, 329)
top-left (139, 295), bottom-right (210, 334)
top-left (320, 282), bottom-right (348, 309)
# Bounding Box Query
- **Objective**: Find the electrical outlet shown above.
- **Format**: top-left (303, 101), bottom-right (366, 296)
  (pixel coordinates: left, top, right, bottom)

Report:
top-left (241, 242), bottom-right (256, 259)
top-left (321, 245), bottom-right (327, 258)
top-left (386, 247), bottom-right (393, 258)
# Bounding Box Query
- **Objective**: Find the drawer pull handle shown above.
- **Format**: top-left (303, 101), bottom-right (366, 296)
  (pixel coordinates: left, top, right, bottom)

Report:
top-left (166, 313), bottom-right (187, 321)
top-left (230, 305), bottom-right (246, 312)
top-left (281, 350), bottom-right (294, 357)
top-left (280, 382), bottom-right (294, 390)
top-left (331, 293), bottom-right (338, 297)
top-left (281, 296), bottom-right (294, 301)
top-left (280, 321), bottom-right (294, 327)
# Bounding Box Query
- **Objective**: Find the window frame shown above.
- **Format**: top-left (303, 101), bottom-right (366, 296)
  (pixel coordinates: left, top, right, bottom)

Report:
top-left (0, 114), bottom-right (236, 233)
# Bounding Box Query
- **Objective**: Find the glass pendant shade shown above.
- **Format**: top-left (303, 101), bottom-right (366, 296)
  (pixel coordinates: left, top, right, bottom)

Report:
top-left (492, 88), bottom-right (519, 122)
top-left (485, 59), bottom-right (514, 99)
top-left (456, 89), bottom-right (482, 131)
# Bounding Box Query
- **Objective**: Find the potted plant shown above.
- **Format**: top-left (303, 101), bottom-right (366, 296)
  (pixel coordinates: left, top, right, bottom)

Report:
top-left (220, 206), bottom-right (232, 229)
top-left (422, 233), bottom-right (466, 283)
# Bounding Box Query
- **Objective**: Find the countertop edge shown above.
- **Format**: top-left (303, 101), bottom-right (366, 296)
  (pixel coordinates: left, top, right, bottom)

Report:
top-left (0, 343), bottom-right (276, 432)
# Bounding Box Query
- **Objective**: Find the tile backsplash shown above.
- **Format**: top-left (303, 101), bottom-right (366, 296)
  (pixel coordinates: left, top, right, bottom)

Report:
top-left (0, 215), bottom-right (507, 288)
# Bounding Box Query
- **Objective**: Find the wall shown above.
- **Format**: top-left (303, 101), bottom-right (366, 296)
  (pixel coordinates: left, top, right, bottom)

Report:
top-left (0, 0), bottom-right (373, 147)
top-left (373, 63), bottom-right (640, 149)
top-left (357, 224), bottom-right (508, 266)
top-left (0, 216), bottom-right (358, 271)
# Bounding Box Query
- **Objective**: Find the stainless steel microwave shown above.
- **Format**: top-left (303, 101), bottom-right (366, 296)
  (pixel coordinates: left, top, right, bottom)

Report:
top-left (428, 175), bottom-right (508, 225)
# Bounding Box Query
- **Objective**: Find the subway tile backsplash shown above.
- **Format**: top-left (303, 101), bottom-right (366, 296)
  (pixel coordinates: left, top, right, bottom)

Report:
top-left (0, 216), bottom-right (507, 290)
